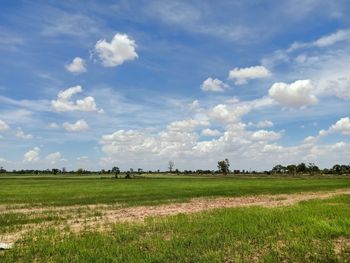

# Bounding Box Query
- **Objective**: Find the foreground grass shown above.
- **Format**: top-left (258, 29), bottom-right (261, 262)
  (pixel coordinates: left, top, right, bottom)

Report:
top-left (0, 176), bottom-right (349, 207)
top-left (2, 195), bottom-right (349, 262)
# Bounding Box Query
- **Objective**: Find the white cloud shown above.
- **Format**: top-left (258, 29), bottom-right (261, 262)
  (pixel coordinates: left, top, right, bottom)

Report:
top-left (95, 33), bottom-right (138, 67)
top-left (65, 57), bottom-right (87, 73)
top-left (200, 77), bottom-right (229, 92)
top-left (167, 119), bottom-right (209, 132)
top-left (189, 99), bottom-right (200, 109)
top-left (322, 117), bottom-right (350, 135)
top-left (251, 130), bottom-right (281, 141)
top-left (15, 129), bottom-right (33, 139)
top-left (330, 117), bottom-right (350, 135)
top-left (268, 80), bottom-right (318, 108)
top-left (45, 152), bottom-right (62, 164)
top-left (209, 104), bottom-right (250, 124)
top-left (0, 158), bottom-right (10, 164)
top-left (24, 147), bottom-right (40, 162)
top-left (98, 106), bottom-right (350, 171)
top-left (256, 120), bottom-right (274, 128)
top-left (201, 128), bottom-right (222, 137)
top-left (289, 29), bottom-right (350, 52)
top-left (228, 66), bottom-right (271, 85)
top-left (303, 136), bottom-right (317, 144)
top-left (63, 119), bottom-right (89, 132)
top-left (0, 119), bottom-right (9, 130)
top-left (52, 85), bottom-right (103, 112)
top-left (48, 122), bottom-right (59, 129)
top-left (314, 29), bottom-right (350, 47)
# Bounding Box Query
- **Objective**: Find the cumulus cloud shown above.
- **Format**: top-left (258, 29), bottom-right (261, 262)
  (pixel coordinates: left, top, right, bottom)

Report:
top-left (167, 119), bottom-right (209, 132)
top-left (228, 66), bottom-right (271, 85)
top-left (201, 128), bottom-right (222, 137)
top-left (63, 119), bottom-right (89, 132)
top-left (98, 108), bottom-right (350, 171)
top-left (45, 152), bottom-right (62, 164)
top-left (24, 147), bottom-right (40, 162)
top-left (329, 117), bottom-right (350, 135)
top-left (95, 33), bottom-right (138, 67)
top-left (0, 119), bottom-right (9, 130)
top-left (65, 57), bottom-right (87, 73)
top-left (15, 129), bottom-right (33, 139)
top-left (200, 77), bottom-right (229, 92)
top-left (209, 104), bottom-right (250, 124)
top-left (251, 130), bottom-right (281, 141)
top-left (320, 117), bottom-right (350, 136)
top-left (268, 80), bottom-right (318, 108)
top-left (256, 120), bottom-right (274, 128)
top-left (52, 85), bottom-right (103, 112)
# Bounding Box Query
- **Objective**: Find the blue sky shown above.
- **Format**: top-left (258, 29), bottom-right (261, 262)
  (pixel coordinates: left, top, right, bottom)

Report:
top-left (1, 0), bottom-right (350, 171)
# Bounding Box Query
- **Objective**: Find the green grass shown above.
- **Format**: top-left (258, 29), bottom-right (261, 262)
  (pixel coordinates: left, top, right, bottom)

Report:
top-left (2, 195), bottom-right (349, 262)
top-left (0, 175), bottom-right (349, 207)
top-left (0, 212), bottom-right (62, 234)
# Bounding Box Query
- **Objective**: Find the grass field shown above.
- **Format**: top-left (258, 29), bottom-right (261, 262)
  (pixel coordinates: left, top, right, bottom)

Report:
top-left (1, 175), bottom-right (350, 206)
top-left (0, 175), bottom-right (349, 262)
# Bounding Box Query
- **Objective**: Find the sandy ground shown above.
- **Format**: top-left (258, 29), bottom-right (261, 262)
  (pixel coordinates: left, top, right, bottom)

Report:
top-left (1, 189), bottom-right (349, 244)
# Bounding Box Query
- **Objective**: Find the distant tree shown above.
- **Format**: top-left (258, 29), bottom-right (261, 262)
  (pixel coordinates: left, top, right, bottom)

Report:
top-left (125, 171), bottom-right (132, 179)
top-left (112, 166), bottom-right (120, 178)
top-left (51, 168), bottom-right (60, 175)
top-left (296, 163), bottom-right (307, 173)
top-left (307, 163), bottom-right (320, 174)
top-left (332, 164), bottom-right (349, 175)
top-left (0, 166), bottom-right (6, 173)
top-left (168, 160), bottom-right (174, 172)
top-left (137, 168), bottom-right (143, 174)
top-left (286, 164), bottom-right (297, 175)
top-left (77, 168), bottom-right (84, 174)
top-left (271, 164), bottom-right (287, 174)
top-left (217, 158), bottom-right (230, 174)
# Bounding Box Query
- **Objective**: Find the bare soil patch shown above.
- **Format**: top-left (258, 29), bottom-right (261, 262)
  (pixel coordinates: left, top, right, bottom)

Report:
top-left (334, 236), bottom-right (350, 258)
top-left (1, 189), bottom-right (349, 243)
top-left (68, 188), bottom-right (350, 230)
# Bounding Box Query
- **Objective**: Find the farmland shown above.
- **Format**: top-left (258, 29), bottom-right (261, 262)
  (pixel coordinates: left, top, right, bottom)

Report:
top-left (0, 175), bottom-right (350, 262)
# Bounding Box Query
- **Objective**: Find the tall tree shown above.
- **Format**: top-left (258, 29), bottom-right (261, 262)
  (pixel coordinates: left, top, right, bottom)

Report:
top-left (168, 160), bottom-right (174, 172)
top-left (217, 158), bottom-right (230, 174)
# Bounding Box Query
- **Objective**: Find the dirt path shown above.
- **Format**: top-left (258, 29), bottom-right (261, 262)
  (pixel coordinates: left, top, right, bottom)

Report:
top-left (1, 189), bottom-right (350, 243)
top-left (69, 189), bottom-right (350, 230)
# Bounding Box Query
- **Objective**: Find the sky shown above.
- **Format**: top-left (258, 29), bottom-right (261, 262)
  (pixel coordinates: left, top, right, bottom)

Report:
top-left (0, 0), bottom-right (350, 171)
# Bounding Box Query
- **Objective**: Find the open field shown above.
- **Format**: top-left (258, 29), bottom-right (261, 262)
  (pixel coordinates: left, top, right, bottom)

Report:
top-left (1, 175), bottom-right (350, 206)
top-left (1, 175), bottom-right (350, 262)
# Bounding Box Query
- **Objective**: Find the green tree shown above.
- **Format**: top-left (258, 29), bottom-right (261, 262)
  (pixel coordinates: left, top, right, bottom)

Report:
top-left (271, 164), bottom-right (287, 174)
top-left (112, 166), bottom-right (120, 178)
top-left (217, 158), bottom-right (230, 174)
top-left (286, 164), bottom-right (297, 175)
top-left (297, 163), bottom-right (307, 173)
top-left (307, 163), bottom-right (320, 174)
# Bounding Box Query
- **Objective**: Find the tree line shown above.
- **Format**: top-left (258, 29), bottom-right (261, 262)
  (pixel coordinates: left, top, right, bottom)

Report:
top-left (0, 161), bottom-right (350, 176)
